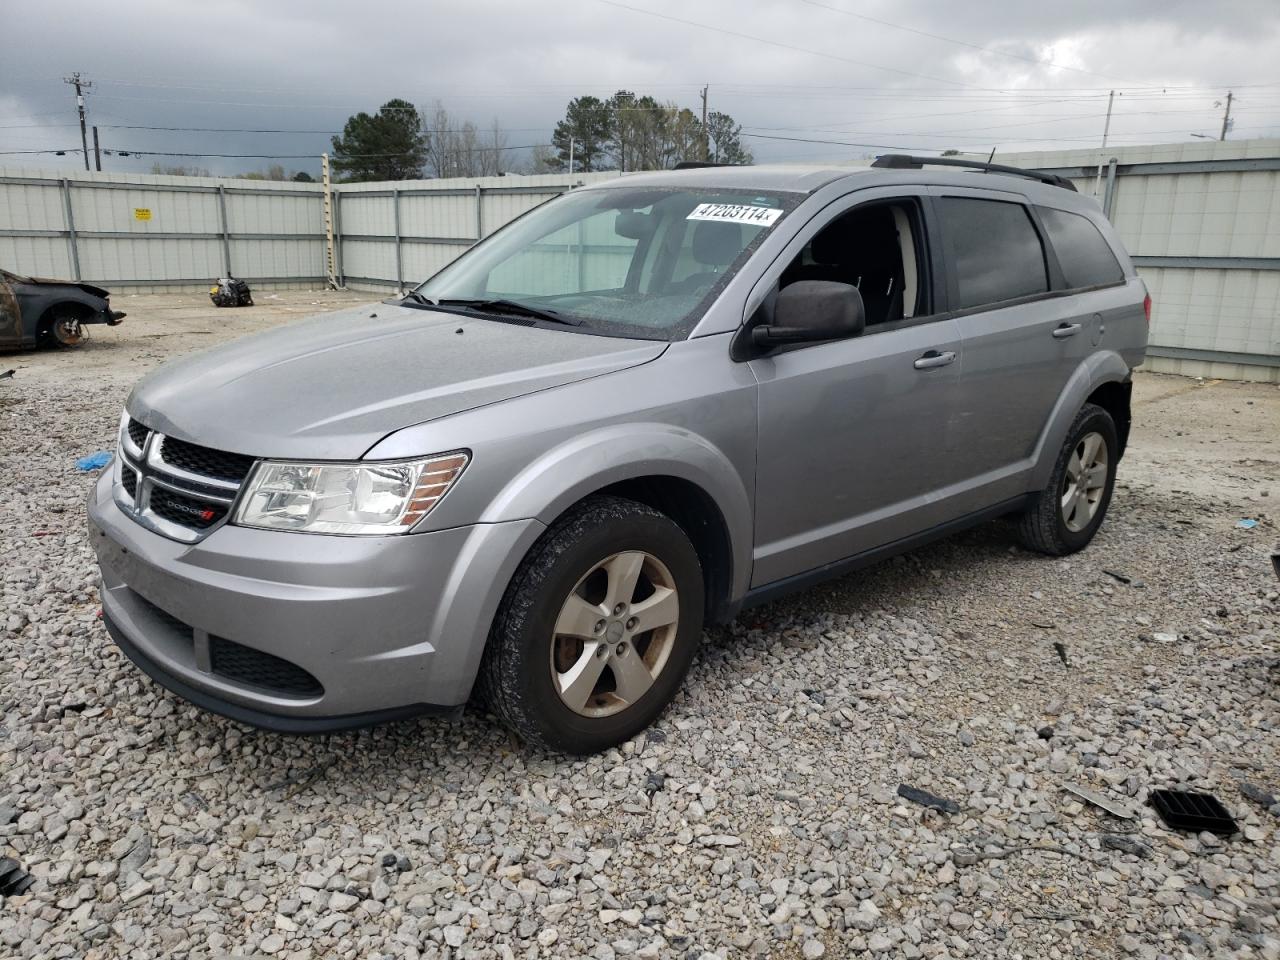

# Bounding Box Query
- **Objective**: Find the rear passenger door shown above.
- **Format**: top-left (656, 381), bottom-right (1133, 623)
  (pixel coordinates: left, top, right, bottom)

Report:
top-left (929, 188), bottom-right (1081, 511)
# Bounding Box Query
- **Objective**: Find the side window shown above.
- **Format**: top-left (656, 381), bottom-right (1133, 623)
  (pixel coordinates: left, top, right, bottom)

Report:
top-left (779, 199), bottom-right (926, 327)
top-left (936, 197), bottom-right (1047, 310)
top-left (1037, 207), bottom-right (1125, 288)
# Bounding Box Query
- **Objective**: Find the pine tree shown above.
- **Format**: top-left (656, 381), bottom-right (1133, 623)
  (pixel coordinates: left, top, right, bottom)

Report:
top-left (330, 99), bottom-right (426, 181)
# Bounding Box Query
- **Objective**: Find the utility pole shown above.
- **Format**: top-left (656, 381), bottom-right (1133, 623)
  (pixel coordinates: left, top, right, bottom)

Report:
top-left (1219, 90), bottom-right (1234, 140)
top-left (91, 126), bottom-right (102, 172)
top-left (1092, 89), bottom-right (1116, 197)
top-left (569, 136), bottom-right (575, 175)
top-left (700, 85), bottom-right (709, 162)
top-left (63, 72), bottom-right (93, 171)
top-left (321, 153), bottom-right (338, 289)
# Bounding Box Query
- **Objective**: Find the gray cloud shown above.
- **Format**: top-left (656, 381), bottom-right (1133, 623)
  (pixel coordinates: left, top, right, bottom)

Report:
top-left (4, 0), bottom-right (1278, 174)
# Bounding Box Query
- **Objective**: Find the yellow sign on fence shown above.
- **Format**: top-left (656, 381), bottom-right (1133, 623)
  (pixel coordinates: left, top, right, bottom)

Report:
top-left (133, 208), bottom-right (152, 221)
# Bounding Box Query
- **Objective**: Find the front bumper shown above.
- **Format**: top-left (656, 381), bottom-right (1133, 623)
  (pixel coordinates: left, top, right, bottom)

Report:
top-left (88, 469), bottom-right (544, 731)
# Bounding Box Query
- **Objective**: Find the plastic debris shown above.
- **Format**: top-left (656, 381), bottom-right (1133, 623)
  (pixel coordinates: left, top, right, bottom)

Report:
top-left (644, 772), bottom-right (666, 798)
top-left (897, 784), bottom-right (960, 814)
top-left (0, 369), bottom-right (14, 381)
top-left (75, 451), bottom-right (113, 471)
top-left (1062, 782), bottom-right (1139, 820)
top-left (1240, 782), bottom-right (1277, 810)
top-left (1053, 641), bottom-right (1070, 667)
top-left (1149, 789), bottom-right (1238, 836)
top-left (1102, 569), bottom-right (1131, 584)
top-left (1237, 518), bottom-right (1259, 529)
top-left (0, 857), bottom-right (35, 896)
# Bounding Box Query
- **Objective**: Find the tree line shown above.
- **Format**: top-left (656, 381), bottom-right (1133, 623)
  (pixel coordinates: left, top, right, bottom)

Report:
top-left (329, 92), bottom-right (752, 182)
top-left (546, 91), bottom-right (751, 173)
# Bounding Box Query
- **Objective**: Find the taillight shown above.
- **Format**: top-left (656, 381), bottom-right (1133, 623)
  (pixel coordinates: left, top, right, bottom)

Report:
top-left (1143, 292), bottom-right (1152, 325)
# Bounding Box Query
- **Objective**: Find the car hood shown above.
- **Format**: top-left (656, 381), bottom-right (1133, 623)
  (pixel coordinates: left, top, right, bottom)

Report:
top-left (21, 276), bottom-right (110, 298)
top-left (127, 302), bottom-right (666, 459)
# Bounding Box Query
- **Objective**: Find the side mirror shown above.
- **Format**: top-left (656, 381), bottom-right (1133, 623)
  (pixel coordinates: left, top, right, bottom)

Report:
top-left (751, 281), bottom-right (866, 349)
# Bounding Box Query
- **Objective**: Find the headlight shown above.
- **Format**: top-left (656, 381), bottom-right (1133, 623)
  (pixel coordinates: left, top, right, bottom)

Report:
top-left (234, 452), bottom-right (468, 535)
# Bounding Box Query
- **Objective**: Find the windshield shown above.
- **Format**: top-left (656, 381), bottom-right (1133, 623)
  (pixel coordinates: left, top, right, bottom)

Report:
top-left (412, 186), bottom-right (798, 340)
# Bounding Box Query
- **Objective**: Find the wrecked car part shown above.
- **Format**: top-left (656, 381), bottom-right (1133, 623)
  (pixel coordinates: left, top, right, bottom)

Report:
top-left (0, 268), bottom-right (124, 350)
top-left (1148, 789), bottom-right (1239, 836)
top-left (1062, 782), bottom-right (1139, 820)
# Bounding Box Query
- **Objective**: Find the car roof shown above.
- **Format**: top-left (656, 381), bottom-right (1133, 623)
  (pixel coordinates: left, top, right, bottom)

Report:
top-left (585, 163), bottom-right (1098, 211)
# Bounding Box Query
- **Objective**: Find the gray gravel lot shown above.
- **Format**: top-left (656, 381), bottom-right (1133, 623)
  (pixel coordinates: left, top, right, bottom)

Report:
top-left (2, 291), bottom-right (1279, 960)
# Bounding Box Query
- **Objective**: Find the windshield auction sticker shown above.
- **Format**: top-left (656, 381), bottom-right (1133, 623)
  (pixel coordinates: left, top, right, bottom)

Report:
top-left (687, 203), bottom-right (783, 227)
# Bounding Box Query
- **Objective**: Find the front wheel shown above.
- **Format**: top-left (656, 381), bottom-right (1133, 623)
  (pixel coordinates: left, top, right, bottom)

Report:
top-left (478, 495), bottom-right (704, 754)
top-left (43, 312), bottom-right (85, 348)
top-left (1017, 402), bottom-right (1119, 555)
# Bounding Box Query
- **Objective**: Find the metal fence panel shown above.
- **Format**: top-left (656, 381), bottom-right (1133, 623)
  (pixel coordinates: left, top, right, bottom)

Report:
top-left (79, 236), bottom-right (224, 282)
top-left (0, 235), bottom-right (71, 277)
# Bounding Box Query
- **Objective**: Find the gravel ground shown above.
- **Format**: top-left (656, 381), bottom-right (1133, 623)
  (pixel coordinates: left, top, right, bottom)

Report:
top-left (2, 291), bottom-right (1279, 960)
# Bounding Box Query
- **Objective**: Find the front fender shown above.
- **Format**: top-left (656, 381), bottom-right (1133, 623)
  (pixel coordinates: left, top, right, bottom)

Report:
top-left (1030, 350), bottom-right (1132, 490)
top-left (478, 423), bottom-right (754, 601)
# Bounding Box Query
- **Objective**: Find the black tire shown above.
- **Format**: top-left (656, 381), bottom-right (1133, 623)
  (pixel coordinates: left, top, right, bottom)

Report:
top-left (479, 495), bottom-right (704, 754)
top-left (1017, 402), bottom-right (1119, 555)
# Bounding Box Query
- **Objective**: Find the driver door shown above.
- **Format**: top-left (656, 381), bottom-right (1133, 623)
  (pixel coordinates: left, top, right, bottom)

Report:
top-left (748, 189), bottom-right (965, 587)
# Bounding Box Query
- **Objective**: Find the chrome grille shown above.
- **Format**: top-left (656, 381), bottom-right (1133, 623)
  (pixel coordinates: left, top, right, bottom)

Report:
top-left (116, 417), bottom-right (255, 543)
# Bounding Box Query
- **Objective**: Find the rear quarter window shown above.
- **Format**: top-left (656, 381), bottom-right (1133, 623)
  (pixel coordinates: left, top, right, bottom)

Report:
top-left (1037, 207), bottom-right (1126, 288)
top-left (936, 197), bottom-right (1048, 310)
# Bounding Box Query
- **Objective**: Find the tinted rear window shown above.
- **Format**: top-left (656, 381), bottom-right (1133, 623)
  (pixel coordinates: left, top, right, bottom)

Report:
top-left (1038, 207), bottom-right (1125, 288)
top-left (937, 197), bottom-right (1048, 310)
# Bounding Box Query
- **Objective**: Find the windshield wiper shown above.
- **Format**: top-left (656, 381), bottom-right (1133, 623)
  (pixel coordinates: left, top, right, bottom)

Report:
top-left (402, 290), bottom-right (431, 305)
top-left (436, 298), bottom-right (583, 326)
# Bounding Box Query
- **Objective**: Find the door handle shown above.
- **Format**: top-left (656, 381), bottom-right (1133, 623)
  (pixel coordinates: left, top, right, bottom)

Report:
top-left (913, 349), bottom-right (956, 370)
top-left (1052, 322), bottom-right (1082, 339)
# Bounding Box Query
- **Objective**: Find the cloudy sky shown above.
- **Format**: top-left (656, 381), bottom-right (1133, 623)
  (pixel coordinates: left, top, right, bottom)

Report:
top-left (4, 0), bottom-right (1279, 176)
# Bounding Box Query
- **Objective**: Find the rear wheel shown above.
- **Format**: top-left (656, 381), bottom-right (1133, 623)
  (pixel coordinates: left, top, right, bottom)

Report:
top-left (479, 495), bottom-right (704, 754)
top-left (1017, 402), bottom-right (1118, 555)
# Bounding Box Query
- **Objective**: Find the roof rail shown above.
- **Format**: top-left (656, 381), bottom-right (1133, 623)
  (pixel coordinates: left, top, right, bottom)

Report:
top-left (673, 161), bottom-right (741, 170)
top-left (870, 153), bottom-right (1078, 192)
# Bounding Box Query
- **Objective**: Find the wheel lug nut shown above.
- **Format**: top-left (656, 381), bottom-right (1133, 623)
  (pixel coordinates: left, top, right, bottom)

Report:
top-left (615, 642), bottom-right (627, 656)
top-left (613, 603), bottom-right (626, 616)
top-left (594, 620), bottom-right (606, 634)
top-left (595, 644), bottom-right (608, 658)
top-left (625, 617), bottom-right (638, 630)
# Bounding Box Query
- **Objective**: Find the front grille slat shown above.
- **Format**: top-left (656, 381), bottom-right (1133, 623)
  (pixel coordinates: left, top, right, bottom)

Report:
top-left (160, 437), bottom-right (256, 484)
top-left (209, 637), bottom-right (324, 698)
top-left (126, 418), bottom-right (149, 449)
top-left (121, 467), bottom-right (137, 499)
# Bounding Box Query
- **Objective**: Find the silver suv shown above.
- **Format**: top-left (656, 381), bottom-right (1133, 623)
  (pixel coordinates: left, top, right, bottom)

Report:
top-left (88, 156), bottom-right (1148, 753)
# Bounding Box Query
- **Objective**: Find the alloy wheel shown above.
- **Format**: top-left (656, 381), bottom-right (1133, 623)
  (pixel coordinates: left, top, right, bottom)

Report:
top-left (549, 550), bottom-right (680, 718)
top-left (1061, 430), bottom-right (1108, 532)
